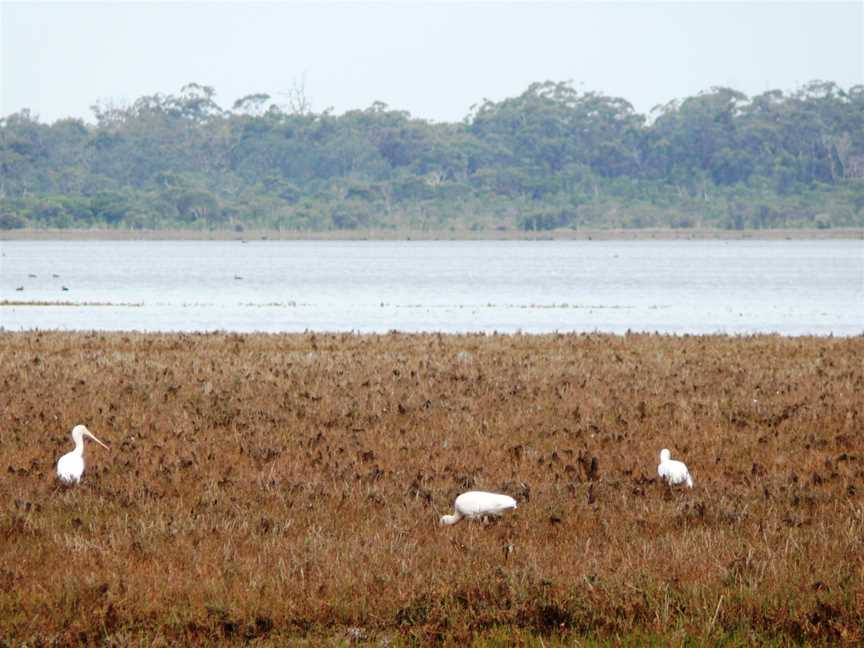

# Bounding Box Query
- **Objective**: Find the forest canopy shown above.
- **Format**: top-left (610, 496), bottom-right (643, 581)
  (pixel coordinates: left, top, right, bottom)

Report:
top-left (1, 80), bottom-right (862, 232)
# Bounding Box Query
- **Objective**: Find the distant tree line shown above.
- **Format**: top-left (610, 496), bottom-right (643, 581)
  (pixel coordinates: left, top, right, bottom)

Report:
top-left (1, 80), bottom-right (862, 231)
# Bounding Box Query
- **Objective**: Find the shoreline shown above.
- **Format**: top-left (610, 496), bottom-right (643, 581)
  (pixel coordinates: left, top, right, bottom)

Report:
top-left (2, 226), bottom-right (862, 241)
top-left (0, 330), bottom-right (859, 341)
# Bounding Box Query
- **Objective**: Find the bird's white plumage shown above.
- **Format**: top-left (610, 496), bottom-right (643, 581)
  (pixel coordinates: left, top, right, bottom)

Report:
top-left (56, 452), bottom-right (85, 483)
top-left (440, 491), bottom-right (517, 525)
top-left (56, 424), bottom-right (109, 484)
top-left (658, 448), bottom-right (693, 488)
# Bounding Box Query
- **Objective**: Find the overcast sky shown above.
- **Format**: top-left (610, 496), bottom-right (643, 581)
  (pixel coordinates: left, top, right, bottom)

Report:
top-left (1, 1), bottom-right (861, 124)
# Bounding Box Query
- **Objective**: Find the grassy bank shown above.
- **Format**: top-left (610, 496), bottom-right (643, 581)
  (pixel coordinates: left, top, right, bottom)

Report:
top-left (1, 332), bottom-right (862, 645)
top-left (1, 227), bottom-right (863, 241)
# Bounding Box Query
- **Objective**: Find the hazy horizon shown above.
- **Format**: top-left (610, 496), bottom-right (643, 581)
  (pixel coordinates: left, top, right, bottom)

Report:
top-left (2, 1), bottom-right (862, 125)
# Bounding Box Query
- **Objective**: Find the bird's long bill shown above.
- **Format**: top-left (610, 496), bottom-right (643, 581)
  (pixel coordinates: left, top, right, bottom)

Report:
top-left (84, 429), bottom-right (109, 450)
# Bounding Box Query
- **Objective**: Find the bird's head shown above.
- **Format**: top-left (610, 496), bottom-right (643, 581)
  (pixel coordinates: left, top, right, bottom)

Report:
top-left (72, 424), bottom-right (110, 450)
top-left (659, 448), bottom-right (671, 462)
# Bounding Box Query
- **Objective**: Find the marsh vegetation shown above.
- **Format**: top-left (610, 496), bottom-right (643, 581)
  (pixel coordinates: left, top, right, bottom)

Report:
top-left (1, 332), bottom-right (862, 644)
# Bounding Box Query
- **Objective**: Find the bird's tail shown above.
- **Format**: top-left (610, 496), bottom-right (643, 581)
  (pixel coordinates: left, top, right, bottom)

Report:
top-left (686, 474), bottom-right (694, 488)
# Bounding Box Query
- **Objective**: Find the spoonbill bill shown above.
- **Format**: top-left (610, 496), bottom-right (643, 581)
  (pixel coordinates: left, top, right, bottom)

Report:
top-left (440, 491), bottom-right (517, 525)
top-left (56, 424), bottom-right (109, 484)
top-left (657, 449), bottom-right (693, 488)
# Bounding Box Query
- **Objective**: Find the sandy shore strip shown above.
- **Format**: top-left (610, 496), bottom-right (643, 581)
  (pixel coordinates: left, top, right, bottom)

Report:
top-left (2, 226), bottom-right (862, 241)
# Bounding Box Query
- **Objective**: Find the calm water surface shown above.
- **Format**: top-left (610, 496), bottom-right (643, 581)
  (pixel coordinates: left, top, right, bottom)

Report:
top-left (0, 240), bottom-right (861, 335)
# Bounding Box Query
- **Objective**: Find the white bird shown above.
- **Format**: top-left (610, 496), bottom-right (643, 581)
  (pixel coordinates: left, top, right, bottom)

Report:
top-left (658, 448), bottom-right (693, 488)
top-left (56, 424), bottom-right (109, 484)
top-left (440, 491), bottom-right (517, 525)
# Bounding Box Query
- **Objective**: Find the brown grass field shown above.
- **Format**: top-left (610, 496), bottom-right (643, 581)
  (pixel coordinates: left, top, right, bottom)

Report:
top-left (1, 332), bottom-right (862, 646)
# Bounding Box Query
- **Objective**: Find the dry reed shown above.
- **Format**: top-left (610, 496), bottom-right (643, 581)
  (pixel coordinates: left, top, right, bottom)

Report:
top-left (0, 331), bottom-right (862, 646)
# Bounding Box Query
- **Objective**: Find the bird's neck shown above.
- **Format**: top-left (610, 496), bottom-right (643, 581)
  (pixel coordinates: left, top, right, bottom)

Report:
top-left (72, 437), bottom-right (85, 456)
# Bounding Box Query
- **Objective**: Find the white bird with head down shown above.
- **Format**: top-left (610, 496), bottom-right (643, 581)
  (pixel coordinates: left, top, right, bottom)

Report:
top-left (658, 448), bottom-right (693, 488)
top-left (440, 491), bottom-right (517, 525)
top-left (56, 424), bottom-right (109, 484)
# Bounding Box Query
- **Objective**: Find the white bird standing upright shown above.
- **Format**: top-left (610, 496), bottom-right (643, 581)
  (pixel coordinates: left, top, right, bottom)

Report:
top-left (440, 491), bottom-right (517, 525)
top-left (657, 448), bottom-right (693, 488)
top-left (56, 424), bottom-right (109, 484)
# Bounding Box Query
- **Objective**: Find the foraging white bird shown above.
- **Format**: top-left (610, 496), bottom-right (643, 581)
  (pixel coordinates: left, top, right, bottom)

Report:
top-left (440, 491), bottom-right (517, 525)
top-left (56, 424), bottom-right (109, 484)
top-left (657, 448), bottom-right (693, 488)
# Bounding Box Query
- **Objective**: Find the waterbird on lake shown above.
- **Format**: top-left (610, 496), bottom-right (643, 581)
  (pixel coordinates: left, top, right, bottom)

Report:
top-left (28, 273), bottom-right (37, 278)
top-left (15, 286), bottom-right (23, 291)
top-left (56, 424), bottom-right (109, 484)
top-left (658, 449), bottom-right (693, 488)
top-left (440, 491), bottom-right (517, 525)
top-left (61, 286), bottom-right (69, 291)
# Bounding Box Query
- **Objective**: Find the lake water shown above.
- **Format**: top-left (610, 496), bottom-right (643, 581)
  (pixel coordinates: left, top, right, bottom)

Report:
top-left (0, 240), bottom-right (861, 335)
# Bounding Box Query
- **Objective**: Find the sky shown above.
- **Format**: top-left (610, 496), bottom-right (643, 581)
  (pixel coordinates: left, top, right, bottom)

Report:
top-left (1, 1), bottom-right (862, 124)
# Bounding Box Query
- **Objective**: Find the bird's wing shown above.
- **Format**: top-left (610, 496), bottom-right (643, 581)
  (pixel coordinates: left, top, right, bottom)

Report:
top-left (482, 494), bottom-right (517, 515)
top-left (659, 460), bottom-right (690, 484)
top-left (454, 492), bottom-right (518, 517)
top-left (57, 453), bottom-right (83, 481)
